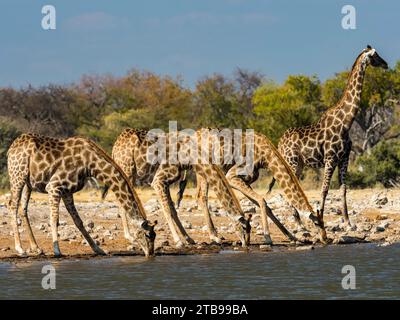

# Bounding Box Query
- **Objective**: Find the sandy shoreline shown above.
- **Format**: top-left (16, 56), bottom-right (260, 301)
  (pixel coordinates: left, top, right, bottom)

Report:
top-left (1, 187), bottom-right (399, 262)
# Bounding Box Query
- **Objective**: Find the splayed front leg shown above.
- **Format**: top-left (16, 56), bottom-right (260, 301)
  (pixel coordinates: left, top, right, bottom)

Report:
top-left (47, 190), bottom-right (62, 257)
top-left (196, 174), bottom-right (223, 244)
top-left (226, 167), bottom-right (274, 245)
top-left (292, 207), bottom-right (309, 232)
top-left (152, 169), bottom-right (195, 248)
top-left (120, 210), bottom-right (137, 243)
top-left (62, 194), bottom-right (106, 256)
top-left (8, 185), bottom-right (26, 256)
top-left (21, 186), bottom-right (43, 255)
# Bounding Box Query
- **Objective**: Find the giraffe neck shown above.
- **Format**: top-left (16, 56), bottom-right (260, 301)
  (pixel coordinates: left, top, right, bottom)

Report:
top-left (259, 136), bottom-right (314, 213)
top-left (331, 55), bottom-right (368, 130)
top-left (87, 143), bottom-right (147, 225)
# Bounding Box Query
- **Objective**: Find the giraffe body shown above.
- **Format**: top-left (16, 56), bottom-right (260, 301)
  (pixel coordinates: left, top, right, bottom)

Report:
top-left (7, 133), bottom-right (156, 257)
top-left (270, 46), bottom-right (388, 227)
top-left (178, 128), bottom-right (326, 244)
top-left (112, 128), bottom-right (252, 247)
top-left (112, 128), bottom-right (326, 246)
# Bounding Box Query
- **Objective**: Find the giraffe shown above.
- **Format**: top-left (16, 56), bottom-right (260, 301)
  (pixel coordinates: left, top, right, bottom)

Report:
top-left (268, 45), bottom-right (388, 228)
top-left (111, 128), bottom-right (253, 247)
top-left (176, 128), bottom-right (327, 244)
top-left (7, 133), bottom-right (157, 257)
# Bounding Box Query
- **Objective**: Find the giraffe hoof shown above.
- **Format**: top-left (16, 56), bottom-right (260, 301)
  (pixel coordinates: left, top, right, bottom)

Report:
top-left (298, 226), bottom-right (310, 233)
top-left (29, 247), bottom-right (44, 256)
top-left (175, 240), bottom-right (185, 249)
top-left (95, 248), bottom-right (107, 256)
top-left (15, 246), bottom-right (26, 256)
top-left (263, 235), bottom-right (273, 246)
top-left (210, 235), bottom-right (223, 244)
top-left (16, 250), bottom-right (27, 257)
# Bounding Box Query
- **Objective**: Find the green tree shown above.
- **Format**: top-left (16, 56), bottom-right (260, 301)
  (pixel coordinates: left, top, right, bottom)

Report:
top-left (347, 139), bottom-right (400, 188)
top-left (0, 119), bottom-right (20, 188)
top-left (251, 75), bottom-right (323, 143)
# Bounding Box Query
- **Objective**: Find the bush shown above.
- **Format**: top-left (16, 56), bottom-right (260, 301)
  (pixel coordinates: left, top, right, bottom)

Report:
top-left (0, 119), bottom-right (21, 189)
top-left (347, 139), bottom-right (400, 188)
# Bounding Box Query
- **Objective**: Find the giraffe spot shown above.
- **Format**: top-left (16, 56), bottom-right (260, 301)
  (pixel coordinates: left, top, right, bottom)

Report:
top-left (68, 172), bottom-right (76, 182)
top-left (112, 176), bottom-right (119, 184)
top-left (59, 172), bottom-right (67, 180)
top-left (38, 162), bottom-right (47, 171)
top-left (43, 153), bottom-right (52, 163)
top-left (83, 150), bottom-right (91, 160)
top-left (36, 153), bottom-right (43, 162)
top-left (30, 162), bottom-right (38, 175)
top-left (120, 193), bottom-right (128, 201)
top-left (103, 165), bottom-right (112, 175)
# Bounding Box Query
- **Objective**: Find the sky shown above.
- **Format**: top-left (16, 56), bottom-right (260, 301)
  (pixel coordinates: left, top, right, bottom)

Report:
top-left (0, 0), bottom-right (399, 88)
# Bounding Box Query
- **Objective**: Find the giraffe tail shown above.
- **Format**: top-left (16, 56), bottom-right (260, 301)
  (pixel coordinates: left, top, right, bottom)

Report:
top-left (267, 177), bottom-right (276, 194)
top-left (176, 170), bottom-right (188, 208)
top-left (101, 185), bottom-right (110, 200)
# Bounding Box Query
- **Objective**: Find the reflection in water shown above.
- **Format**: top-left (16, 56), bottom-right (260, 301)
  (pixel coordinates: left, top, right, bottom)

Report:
top-left (0, 243), bottom-right (399, 299)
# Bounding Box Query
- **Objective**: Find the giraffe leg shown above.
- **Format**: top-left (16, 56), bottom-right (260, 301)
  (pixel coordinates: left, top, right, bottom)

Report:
top-left (8, 183), bottom-right (25, 256)
top-left (46, 188), bottom-right (62, 257)
top-left (226, 167), bottom-right (273, 244)
top-left (20, 186), bottom-right (43, 255)
top-left (338, 149), bottom-right (352, 227)
top-left (286, 158), bottom-right (308, 231)
top-left (233, 178), bottom-right (298, 243)
top-left (62, 193), bottom-right (106, 255)
top-left (152, 166), bottom-right (195, 247)
top-left (120, 211), bottom-right (136, 243)
top-left (320, 159), bottom-right (337, 222)
top-left (197, 174), bottom-right (222, 243)
top-left (118, 165), bottom-right (139, 243)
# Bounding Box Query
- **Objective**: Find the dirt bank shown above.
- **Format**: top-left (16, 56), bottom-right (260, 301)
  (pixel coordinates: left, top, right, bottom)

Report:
top-left (1, 188), bottom-right (399, 261)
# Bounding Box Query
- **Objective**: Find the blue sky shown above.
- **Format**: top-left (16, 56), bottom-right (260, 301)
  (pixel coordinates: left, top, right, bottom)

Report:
top-left (0, 0), bottom-right (399, 88)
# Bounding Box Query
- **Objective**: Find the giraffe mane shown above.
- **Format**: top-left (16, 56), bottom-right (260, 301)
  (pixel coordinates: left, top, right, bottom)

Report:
top-left (318, 48), bottom-right (367, 122)
top-left (83, 137), bottom-right (148, 219)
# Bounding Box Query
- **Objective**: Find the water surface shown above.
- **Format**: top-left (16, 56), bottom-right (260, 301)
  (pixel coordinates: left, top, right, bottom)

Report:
top-left (0, 243), bottom-right (399, 299)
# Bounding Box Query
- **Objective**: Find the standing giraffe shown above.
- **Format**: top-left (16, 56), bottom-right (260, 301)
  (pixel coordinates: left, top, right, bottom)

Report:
top-left (268, 45), bottom-right (388, 227)
top-left (176, 128), bottom-right (327, 244)
top-left (111, 128), bottom-right (253, 247)
top-left (7, 133), bottom-right (157, 257)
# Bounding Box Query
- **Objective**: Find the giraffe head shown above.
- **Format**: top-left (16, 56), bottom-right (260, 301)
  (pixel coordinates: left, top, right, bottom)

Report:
top-left (308, 210), bottom-right (327, 244)
top-left (233, 214), bottom-right (252, 247)
top-left (135, 220), bottom-right (157, 257)
top-left (361, 45), bottom-right (388, 69)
